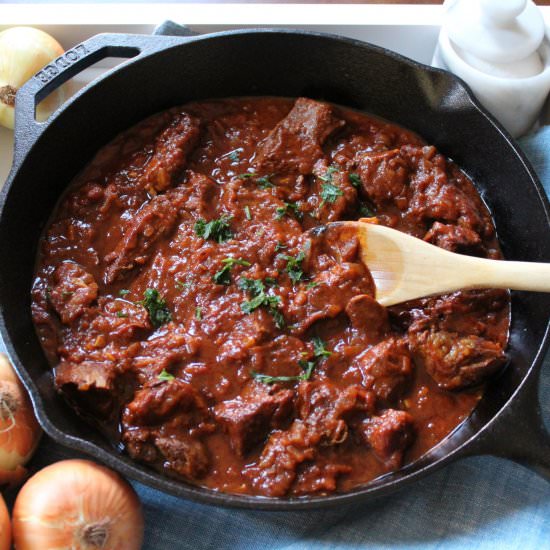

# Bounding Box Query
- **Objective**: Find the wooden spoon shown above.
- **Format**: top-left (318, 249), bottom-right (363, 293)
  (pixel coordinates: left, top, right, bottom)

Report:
top-left (332, 220), bottom-right (550, 306)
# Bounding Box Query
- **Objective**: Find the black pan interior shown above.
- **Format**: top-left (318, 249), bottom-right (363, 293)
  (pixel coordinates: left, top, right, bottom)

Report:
top-left (1, 30), bottom-right (549, 508)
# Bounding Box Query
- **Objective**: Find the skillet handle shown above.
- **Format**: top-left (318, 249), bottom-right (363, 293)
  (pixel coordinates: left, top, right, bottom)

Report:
top-left (470, 366), bottom-right (550, 481)
top-left (12, 32), bottom-right (190, 167)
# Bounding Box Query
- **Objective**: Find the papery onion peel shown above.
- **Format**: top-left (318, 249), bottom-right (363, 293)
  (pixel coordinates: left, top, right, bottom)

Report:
top-left (0, 494), bottom-right (10, 550)
top-left (0, 353), bottom-right (41, 489)
top-left (13, 459), bottom-right (144, 550)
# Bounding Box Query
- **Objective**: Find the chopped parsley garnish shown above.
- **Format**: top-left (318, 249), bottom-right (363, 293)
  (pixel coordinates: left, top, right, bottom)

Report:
top-left (139, 289), bottom-right (172, 328)
top-left (244, 205), bottom-right (252, 220)
top-left (349, 173), bottom-right (361, 187)
top-left (319, 165), bottom-right (339, 182)
top-left (158, 369), bottom-right (175, 382)
top-left (175, 279), bottom-right (193, 291)
top-left (239, 277), bottom-right (285, 329)
top-left (275, 202), bottom-right (302, 221)
top-left (312, 336), bottom-right (332, 359)
top-left (279, 251), bottom-right (306, 284)
top-left (195, 306), bottom-right (202, 321)
top-left (320, 182), bottom-right (343, 207)
top-left (237, 172), bottom-right (274, 189)
top-left (257, 176), bottom-right (274, 189)
top-left (251, 359), bottom-right (316, 385)
top-left (119, 289), bottom-right (130, 296)
top-left (251, 338), bottom-right (329, 386)
top-left (213, 257), bottom-right (251, 285)
top-left (359, 203), bottom-right (376, 217)
top-left (275, 241), bottom-right (288, 252)
top-left (116, 311), bottom-right (128, 318)
top-left (306, 281), bottom-right (319, 289)
top-left (228, 150), bottom-right (240, 162)
top-left (194, 215), bottom-right (233, 243)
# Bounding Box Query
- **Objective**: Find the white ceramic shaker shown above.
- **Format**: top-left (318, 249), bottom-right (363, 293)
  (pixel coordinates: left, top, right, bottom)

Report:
top-left (432, 0), bottom-right (550, 137)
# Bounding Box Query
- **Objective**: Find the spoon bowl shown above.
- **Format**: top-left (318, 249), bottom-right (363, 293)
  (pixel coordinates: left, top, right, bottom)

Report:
top-left (330, 220), bottom-right (550, 306)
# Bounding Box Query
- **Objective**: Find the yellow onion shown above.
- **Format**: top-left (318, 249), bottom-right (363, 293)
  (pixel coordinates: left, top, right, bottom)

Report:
top-left (13, 459), bottom-right (144, 549)
top-left (0, 353), bottom-right (41, 488)
top-left (0, 26), bottom-right (64, 129)
top-left (0, 494), bottom-right (10, 550)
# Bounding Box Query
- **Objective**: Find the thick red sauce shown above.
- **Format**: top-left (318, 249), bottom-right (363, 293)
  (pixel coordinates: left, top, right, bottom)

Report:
top-left (32, 97), bottom-right (509, 497)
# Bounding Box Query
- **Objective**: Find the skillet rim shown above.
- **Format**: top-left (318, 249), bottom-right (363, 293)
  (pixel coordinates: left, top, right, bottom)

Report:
top-left (1, 28), bottom-right (549, 510)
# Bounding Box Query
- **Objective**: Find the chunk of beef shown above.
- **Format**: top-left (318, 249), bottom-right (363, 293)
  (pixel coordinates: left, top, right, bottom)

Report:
top-left (345, 294), bottom-right (389, 338)
top-left (356, 148), bottom-right (409, 209)
top-left (391, 289), bottom-right (509, 338)
top-left (424, 222), bottom-right (485, 256)
top-left (54, 359), bottom-right (121, 419)
top-left (249, 335), bottom-right (310, 381)
top-left (403, 146), bottom-right (490, 234)
top-left (358, 409), bottom-right (415, 469)
top-left (124, 379), bottom-right (208, 426)
top-left (141, 112), bottom-right (201, 193)
top-left (293, 462), bottom-right (352, 495)
top-left (183, 171), bottom-right (219, 219)
top-left (49, 262), bottom-right (98, 324)
top-left (288, 262), bottom-right (373, 333)
top-left (254, 98), bottom-right (344, 175)
top-left (104, 187), bottom-right (187, 283)
top-left (287, 225), bottom-right (374, 333)
top-left (154, 436), bottom-right (209, 479)
top-left (246, 381), bottom-right (374, 496)
top-left (355, 338), bottom-right (413, 404)
top-left (122, 380), bottom-right (211, 479)
top-left (410, 330), bottom-right (506, 390)
top-left (310, 160), bottom-right (358, 223)
top-left (356, 145), bottom-right (492, 236)
top-left (214, 383), bottom-right (294, 456)
top-left (90, 298), bottom-right (151, 341)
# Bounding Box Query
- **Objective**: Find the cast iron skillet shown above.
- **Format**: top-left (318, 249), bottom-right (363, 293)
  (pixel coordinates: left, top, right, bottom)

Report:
top-left (0, 30), bottom-right (549, 510)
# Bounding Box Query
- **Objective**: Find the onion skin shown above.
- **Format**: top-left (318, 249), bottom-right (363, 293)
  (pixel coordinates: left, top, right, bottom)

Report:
top-left (0, 354), bottom-right (41, 489)
top-left (0, 494), bottom-right (10, 550)
top-left (13, 459), bottom-right (144, 550)
top-left (0, 26), bottom-right (64, 129)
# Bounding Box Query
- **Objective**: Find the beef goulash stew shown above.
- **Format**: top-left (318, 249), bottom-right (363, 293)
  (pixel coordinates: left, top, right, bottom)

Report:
top-left (32, 97), bottom-right (510, 497)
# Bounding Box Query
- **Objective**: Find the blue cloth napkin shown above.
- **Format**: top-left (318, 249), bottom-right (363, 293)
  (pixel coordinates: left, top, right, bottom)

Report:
top-left (4, 127), bottom-right (550, 550)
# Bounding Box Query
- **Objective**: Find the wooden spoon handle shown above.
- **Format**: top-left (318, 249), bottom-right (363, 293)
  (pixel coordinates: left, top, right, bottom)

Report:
top-left (462, 256), bottom-right (550, 293)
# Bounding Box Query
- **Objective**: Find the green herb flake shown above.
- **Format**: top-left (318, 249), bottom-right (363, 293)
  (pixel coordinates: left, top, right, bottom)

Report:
top-left (195, 306), bottom-right (202, 321)
top-left (319, 165), bottom-right (339, 183)
top-left (228, 150), bottom-right (240, 162)
top-left (275, 202), bottom-right (302, 221)
top-left (158, 369), bottom-right (175, 382)
top-left (213, 257), bottom-right (251, 286)
top-left (312, 336), bottom-right (332, 359)
top-left (244, 205), bottom-right (252, 220)
top-left (306, 281), bottom-right (319, 289)
top-left (116, 311), bottom-right (128, 318)
top-left (194, 215), bottom-right (233, 243)
top-left (359, 203), bottom-right (376, 217)
top-left (139, 288), bottom-right (172, 328)
top-left (349, 173), bottom-right (361, 187)
top-left (175, 279), bottom-right (193, 291)
top-left (275, 241), bottom-right (288, 252)
top-left (239, 277), bottom-right (284, 328)
top-left (237, 172), bottom-right (256, 179)
top-left (257, 176), bottom-right (274, 190)
top-left (320, 182), bottom-right (343, 207)
top-left (119, 289), bottom-right (130, 296)
top-left (279, 251), bottom-right (306, 284)
top-left (251, 359), bottom-right (316, 385)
